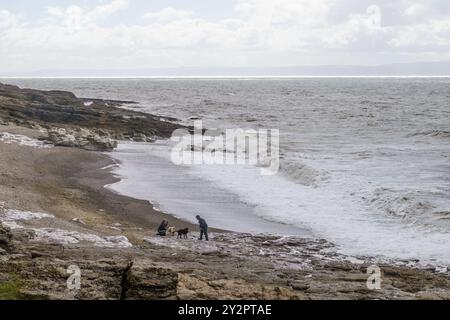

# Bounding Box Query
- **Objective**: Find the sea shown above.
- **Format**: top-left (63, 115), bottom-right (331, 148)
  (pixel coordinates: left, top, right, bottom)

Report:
top-left (3, 77), bottom-right (450, 264)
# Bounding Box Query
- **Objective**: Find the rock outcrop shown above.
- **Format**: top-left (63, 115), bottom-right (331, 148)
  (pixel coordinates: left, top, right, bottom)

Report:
top-left (0, 82), bottom-right (184, 149)
top-left (2, 223), bottom-right (450, 300)
top-left (46, 127), bottom-right (118, 152)
top-left (0, 224), bottom-right (12, 254)
top-left (121, 263), bottom-right (179, 300)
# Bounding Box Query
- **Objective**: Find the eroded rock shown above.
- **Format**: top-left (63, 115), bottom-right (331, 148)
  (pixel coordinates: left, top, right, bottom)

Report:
top-left (0, 224), bottom-right (12, 252)
top-left (0, 82), bottom-right (184, 147)
top-left (121, 263), bottom-right (179, 300)
top-left (46, 127), bottom-right (118, 152)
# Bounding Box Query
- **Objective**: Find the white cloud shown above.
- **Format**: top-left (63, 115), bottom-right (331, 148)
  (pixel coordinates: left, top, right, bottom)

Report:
top-left (44, 0), bottom-right (128, 29)
top-left (1, 0), bottom-right (450, 72)
top-left (402, 0), bottom-right (437, 17)
top-left (389, 18), bottom-right (450, 47)
top-left (86, 0), bottom-right (128, 23)
top-left (404, 3), bottom-right (428, 17)
top-left (0, 10), bottom-right (20, 29)
top-left (235, 0), bottom-right (332, 27)
top-left (46, 7), bottom-right (64, 18)
top-left (144, 7), bottom-right (193, 22)
top-left (321, 5), bottom-right (385, 48)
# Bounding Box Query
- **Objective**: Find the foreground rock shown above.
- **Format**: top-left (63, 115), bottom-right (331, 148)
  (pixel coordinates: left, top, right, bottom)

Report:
top-left (0, 224), bottom-right (12, 255)
top-left (2, 224), bottom-right (450, 300)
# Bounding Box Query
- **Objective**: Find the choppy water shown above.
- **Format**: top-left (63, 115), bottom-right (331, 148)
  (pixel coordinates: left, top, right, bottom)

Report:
top-left (4, 77), bottom-right (450, 264)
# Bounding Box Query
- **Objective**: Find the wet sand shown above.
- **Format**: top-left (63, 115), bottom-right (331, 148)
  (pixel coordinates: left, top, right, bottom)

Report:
top-left (0, 125), bottom-right (202, 242)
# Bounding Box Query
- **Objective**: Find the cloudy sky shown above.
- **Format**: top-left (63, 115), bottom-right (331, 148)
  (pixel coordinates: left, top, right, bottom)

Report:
top-left (1, 0), bottom-right (450, 74)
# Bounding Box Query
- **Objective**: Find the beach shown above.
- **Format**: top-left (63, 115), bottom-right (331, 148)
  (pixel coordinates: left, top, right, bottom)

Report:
top-left (0, 125), bottom-right (200, 240)
top-left (7, 77), bottom-right (450, 264)
top-left (1, 82), bottom-right (450, 300)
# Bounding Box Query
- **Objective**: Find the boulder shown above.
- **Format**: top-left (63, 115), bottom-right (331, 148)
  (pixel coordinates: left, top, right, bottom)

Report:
top-left (132, 133), bottom-right (147, 142)
top-left (0, 224), bottom-right (12, 252)
top-left (47, 127), bottom-right (118, 152)
top-left (121, 263), bottom-right (178, 300)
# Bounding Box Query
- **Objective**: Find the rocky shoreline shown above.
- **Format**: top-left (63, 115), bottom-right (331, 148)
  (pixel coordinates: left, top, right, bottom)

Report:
top-left (2, 208), bottom-right (450, 300)
top-left (0, 83), bottom-right (184, 151)
top-left (1, 82), bottom-right (450, 300)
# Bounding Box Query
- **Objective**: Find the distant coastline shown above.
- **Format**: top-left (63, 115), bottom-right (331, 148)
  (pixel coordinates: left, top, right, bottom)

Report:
top-left (4, 61), bottom-right (450, 78)
top-left (2, 75), bottom-right (450, 80)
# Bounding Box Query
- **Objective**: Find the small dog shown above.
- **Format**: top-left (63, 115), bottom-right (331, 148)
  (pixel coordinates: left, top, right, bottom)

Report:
top-left (177, 228), bottom-right (189, 239)
top-left (167, 226), bottom-right (176, 237)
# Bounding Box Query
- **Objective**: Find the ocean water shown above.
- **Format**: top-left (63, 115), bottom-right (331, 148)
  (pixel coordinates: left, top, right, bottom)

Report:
top-left (4, 77), bottom-right (450, 264)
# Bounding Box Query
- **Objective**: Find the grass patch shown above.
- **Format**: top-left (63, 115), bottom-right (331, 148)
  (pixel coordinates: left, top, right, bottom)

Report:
top-left (0, 282), bottom-right (23, 300)
top-left (0, 276), bottom-right (48, 300)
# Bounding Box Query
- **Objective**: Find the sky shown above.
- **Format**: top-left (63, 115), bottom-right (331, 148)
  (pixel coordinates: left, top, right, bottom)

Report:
top-left (1, 0), bottom-right (450, 74)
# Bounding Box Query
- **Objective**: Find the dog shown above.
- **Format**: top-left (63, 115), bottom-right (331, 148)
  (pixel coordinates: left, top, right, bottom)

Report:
top-left (177, 228), bottom-right (189, 239)
top-left (167, 226), bottom-right (176, 237)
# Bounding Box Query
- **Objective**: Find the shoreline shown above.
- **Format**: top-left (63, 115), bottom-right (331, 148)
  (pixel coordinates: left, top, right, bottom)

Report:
top-left (98, 151), bottom-right (226, 235)
top-left (106, 140), bottom-right (312, 237)
top-left (72, 139), bottom-right (450, 267)
top-left (1, 83), bottom-right (450, 300)
top-left (1, 126), bottom-right (450, 300)
top-left (0, 124), bottom-right (205, 239)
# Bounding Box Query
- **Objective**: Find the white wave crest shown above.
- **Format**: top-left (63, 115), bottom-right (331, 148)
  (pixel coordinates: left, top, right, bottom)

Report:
top-left (366, 188), bottom-right (436, 220)
top-left (280, 161), bottom-right (328, 186)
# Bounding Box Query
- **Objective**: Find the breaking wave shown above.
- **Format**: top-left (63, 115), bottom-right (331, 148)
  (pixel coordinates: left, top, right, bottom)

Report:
top-left (365, 188), bottom-right (436, 220)
top-left (280, 160), bottom-right (328, 187)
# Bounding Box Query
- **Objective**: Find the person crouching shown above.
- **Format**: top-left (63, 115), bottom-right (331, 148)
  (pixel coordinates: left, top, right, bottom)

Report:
top-left (157, 220), bottom-right (169, 236)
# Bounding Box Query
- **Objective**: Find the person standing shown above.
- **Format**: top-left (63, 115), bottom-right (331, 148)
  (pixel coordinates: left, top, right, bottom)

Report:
top-left (196, 215), bottom-right (209, 241)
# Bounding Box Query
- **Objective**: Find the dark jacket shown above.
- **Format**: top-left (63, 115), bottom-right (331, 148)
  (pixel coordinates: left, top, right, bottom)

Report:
top-left (158, 222), bottom-right (168, 233)
top-left (197, 218), bottom-right (208, 230)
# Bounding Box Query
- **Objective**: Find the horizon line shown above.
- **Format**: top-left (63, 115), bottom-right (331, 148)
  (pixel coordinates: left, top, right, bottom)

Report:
top-left (2, 75), bottom-right (450, 80)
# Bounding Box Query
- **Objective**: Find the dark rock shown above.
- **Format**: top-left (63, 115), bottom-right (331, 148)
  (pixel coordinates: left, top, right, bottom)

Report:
top-left (0, 82), bottom-right (185, 149)
top-left (121, 264), bottom-right (178, 300)
top-left (0, 224), bottom-right (12, 252)
top-left (131, 133), bottom-right (147, 142)
top-left (290, 281), bottom-right (310, 291)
